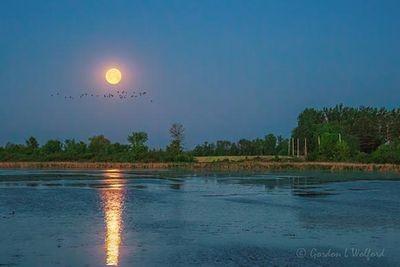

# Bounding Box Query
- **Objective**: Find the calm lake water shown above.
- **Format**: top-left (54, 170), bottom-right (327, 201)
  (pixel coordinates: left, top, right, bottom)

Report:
top-left (0, 169), bottom-right (399, 267)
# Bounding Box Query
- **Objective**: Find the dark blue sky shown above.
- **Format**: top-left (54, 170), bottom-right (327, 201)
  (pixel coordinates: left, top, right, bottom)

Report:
top-left (1, 0), bottom-right (399, 148)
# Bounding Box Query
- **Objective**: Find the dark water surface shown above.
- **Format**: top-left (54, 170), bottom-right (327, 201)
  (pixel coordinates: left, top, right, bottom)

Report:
top-left (0, 170), bottom-right (399, 267)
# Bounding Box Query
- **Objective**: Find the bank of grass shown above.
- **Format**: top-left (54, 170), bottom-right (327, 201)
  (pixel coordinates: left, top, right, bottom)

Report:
top-left (1, 160), bottom-right (400, 173)
top-left (195, 155), bottom-right (293, 163)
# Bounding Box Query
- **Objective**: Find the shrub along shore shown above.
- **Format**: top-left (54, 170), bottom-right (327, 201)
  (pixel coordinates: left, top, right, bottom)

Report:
top-left (1, 161), bottom-right (400, 173)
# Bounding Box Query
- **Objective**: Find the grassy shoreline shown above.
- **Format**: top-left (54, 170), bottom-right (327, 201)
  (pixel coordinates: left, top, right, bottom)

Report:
top-left (1, 161), bottom-right (400, 173)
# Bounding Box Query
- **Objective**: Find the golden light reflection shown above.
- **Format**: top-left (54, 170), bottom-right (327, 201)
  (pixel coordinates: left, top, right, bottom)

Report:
top-left (104, 169), bottom-right (124, 178)
top-left (101, 170), bottom-right (125, 266)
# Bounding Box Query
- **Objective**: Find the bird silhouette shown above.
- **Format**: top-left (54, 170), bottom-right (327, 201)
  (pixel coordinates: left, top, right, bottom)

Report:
top-left (51, 88), bottom-right (150, 102)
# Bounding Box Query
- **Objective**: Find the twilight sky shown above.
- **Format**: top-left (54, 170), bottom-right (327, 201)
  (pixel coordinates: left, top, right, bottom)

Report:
top-left (1, 0), bottom-right (399, 148)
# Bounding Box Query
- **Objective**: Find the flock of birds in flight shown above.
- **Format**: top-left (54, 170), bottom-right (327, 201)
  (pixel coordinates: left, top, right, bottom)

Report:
top-left (50, 89), bottom-right (153, 103)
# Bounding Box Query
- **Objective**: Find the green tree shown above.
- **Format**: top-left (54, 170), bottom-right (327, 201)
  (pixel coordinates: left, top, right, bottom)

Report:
top-left (127, 132), bottom-right (149, 159)
top-left (64, 139), bottom-right (87, 156)
top-left (316, 123), bottom-right (352, 161)
top-left (332, 141), bottom-right (351, 161)
top-left (370, 139), bottom-right (400, 164)
top-left (276, 136), bottom-right (289, 155)
top-left (25, 136), bottom-right (39, 153)
top-left (264, 134), bottom-right (277, 155)
top-left (88, 135), bottom-right (111, 154)
top-left (292, 108), bottom-right (324, 153)
top-left (237, 139), bottom-right (252, 155)
top-left (41, 140), bottom-right (63, 154)
top-left (215, 140), bottom-right (232, 156)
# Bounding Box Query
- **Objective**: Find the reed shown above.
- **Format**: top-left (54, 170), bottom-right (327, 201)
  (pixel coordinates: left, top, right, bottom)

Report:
top-left (1, 161), bottom-right (400, 173)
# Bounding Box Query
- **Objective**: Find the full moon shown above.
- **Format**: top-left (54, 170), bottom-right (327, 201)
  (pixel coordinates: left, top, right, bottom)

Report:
top-left (105, 68), bottom-right (122, 85)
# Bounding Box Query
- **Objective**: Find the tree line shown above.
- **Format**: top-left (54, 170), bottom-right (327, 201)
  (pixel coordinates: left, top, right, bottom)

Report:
top-left (191, 134), bottom-right (288, 156)
top-left (292, 104), bottom-right (400, 163)
top-left (0, 123), bottom-right (192, 162)
top-left (1, 105), bottom-right (400, 163)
